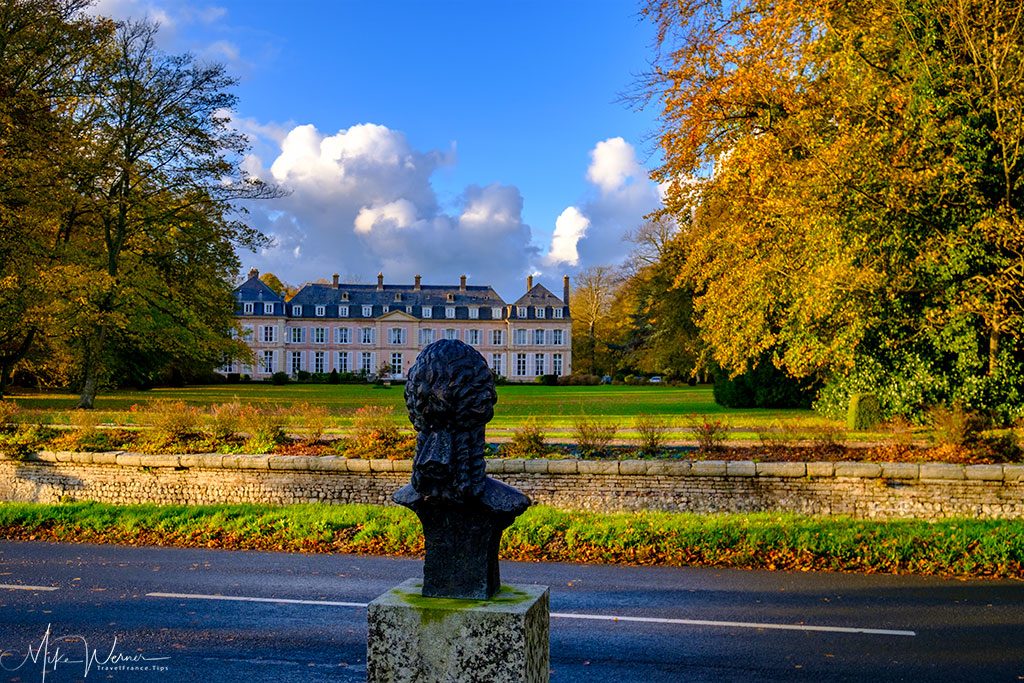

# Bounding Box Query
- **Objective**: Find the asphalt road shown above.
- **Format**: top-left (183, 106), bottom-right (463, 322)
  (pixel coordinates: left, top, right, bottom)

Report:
top-left (0, 540), bottom-right (1021, 682)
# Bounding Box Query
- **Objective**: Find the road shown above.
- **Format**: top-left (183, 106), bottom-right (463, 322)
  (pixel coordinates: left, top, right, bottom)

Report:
top-left (0, 540), bottom-right (1021, 682)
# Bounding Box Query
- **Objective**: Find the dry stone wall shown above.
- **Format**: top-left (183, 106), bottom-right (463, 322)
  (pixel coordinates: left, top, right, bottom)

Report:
top-left (1, 452), bottom-right (1022, 520)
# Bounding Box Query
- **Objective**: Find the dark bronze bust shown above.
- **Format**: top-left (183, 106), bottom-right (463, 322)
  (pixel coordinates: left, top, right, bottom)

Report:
top-left (394, 339), bottom-right (530, 599)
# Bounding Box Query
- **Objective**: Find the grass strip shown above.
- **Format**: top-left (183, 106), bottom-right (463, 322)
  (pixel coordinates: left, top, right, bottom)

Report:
top-left (0, 502), bottom-right (1020, 579)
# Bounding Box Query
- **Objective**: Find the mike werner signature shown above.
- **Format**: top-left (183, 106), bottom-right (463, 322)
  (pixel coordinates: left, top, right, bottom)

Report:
top-left (0, 624), bottom-right (171, 681)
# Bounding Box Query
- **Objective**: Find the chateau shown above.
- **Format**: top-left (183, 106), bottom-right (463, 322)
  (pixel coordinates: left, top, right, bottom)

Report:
top-left (222, 269), bottom-right (572, 382)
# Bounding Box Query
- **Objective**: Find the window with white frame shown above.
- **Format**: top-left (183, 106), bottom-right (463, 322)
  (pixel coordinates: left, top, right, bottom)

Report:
top-left (534, 353), bottom-right (545, 376)
top-left (535, 307), bottom-right (545, 319)
top-left (292, 305), bottom-right (302, 316)
top-left (315, 305), bottom-right (325, 317)
top-left (466, 329), bottom-right (480, 346)
top-left (517, 306), bottom-right (527, 318)
top-left (422, 307), bottom-right (432, 318)
top-left (362, 305), bottom-right (373, 317)
top-left (335, 327), bottom-right (351, 344)
top-left (553, 353), bottom-right (563, 376)
top-left (419, 328), bottom-right (435, 346)
top-left (552, 329), bottom-right (564, 345)
top-left (360, 327), bottom-right (375, 344)
top-left (534, 329), bottom-right (545, 345)
top-left (389, 327), bottom-right (406, 345)
top-left (243, 302), bottom-right (254, 314)
top-left (390, 352), bottom-right (403, 375)
top-left (262, 350), bottom-right (275, 373)
top-left (445, 328), bottom-right (458, 341)
top-left (515, 353), bottom-right (527, 376)
top-left (288, 327), bottom-right (303, 344)
top-left (290, 351), bottom-right (302, 374)
top-left (469, 307), bottom-right (479, 319)
top-left (314, 351), bottom-right (325, 374)
top-left (360, 352), bottom-right (374, 374)
top-left (514, 329), bottom-right (527, 345)
top-left (241, 325), bottom-right (254, 340)
top-left (490, 329), bottom-right (504, 346)
top-left (445, 306), bottom-right (456, 319)
top-left (552, 308), bottom-right (563, 319)
top-left (313, 327), bottom-right (326, 344)
top-left (491, 354), bottom-right (504, 376)
top-left (262, 325), bottom-right (277, 343)
top-left (406, 306), bottom-right (413, 314)
top-left (491, 307), bottom-right (502, 319)
top-left (339, 305), bottom-right (349, 317)
top-left (264, 303), bottom-right (274, 314)
top-left (382, 305), bottom-right (390, 313)
top-left (336, 351), bottom-right (350, 373)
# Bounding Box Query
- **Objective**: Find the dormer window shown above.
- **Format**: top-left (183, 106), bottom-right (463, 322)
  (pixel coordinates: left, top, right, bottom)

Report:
top-left (491, 307), bottom-right (502, 319)
top-left (292, 305), bottom-right (302, 316)
top-left (315, 305), bottom-right (325, 317)
top-left (339, 305), bottom-right (349, 317)
top-left (405, 306), bottom-right (413, 314)
top-left (394, 293), bottom-right (402, 302)
top-left (517, 306), bottom-right (527, 318)
top-left (445, 306), bottom-right (456, 319)
top-left (552, 308), bottom-right (563, 319)
top-left (535, 307), bottom-right (545, 319)
top-left (446, 293), bottom-right (455, 302)
top-left (382, 305), bottom-right (390, 314)
top-left (264, 303), bottom-right (275, 315)
top-left (243, 302), bottom-right (254, 314)
top-left (341, 292), bottom-right (350, 301)
top-left (362, 305), bottom-right (372, 317)
top-left (422, 307), bottom-right (432, 318)
top-left (468, 307), bottom-right (479, 319)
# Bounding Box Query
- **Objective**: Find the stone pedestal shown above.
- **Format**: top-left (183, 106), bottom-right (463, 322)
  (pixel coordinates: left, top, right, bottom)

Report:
top-left (367, 579), bottom-right (549, 683)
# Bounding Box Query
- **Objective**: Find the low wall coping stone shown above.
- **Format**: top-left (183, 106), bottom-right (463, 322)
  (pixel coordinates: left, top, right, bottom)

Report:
top-left (142, 454), bottom-right (181, 468)
top-left (503, 459), bottom-right (526, 474)
top-left (547, 460), bottom-right (579, 475)
top-left (726, 461), bottom-right (756, 477)
top-left (35, 451), bottom-right (59, 463)
top-left (346, 458), bottom-right (371, 473)
top-left (1003, 464), bottom-right (1024, 482)
top-left (691, 460), bottom-right (726, 476)
top-left (919, 463), bottom-right (965, 480)
top-left (577, 461), bottom-right (618, 475)
top-left (115, 453), bottom-right (142, 467)
top-left (965, 464), bottom-right (1004, 481)
top-left (369, 459), bottom-right (394, 472)
top-left (89, 452), bottom-right (118, 465)
top-left (54, 451), bottom-right (76, 463)
top-left (392, 459), bottom-right (413, 473)
top-left (618, 461), bottom-right (649, 476)
top-left (806, 462), bottom-right (835, 478)
top-left (756, 462), bottom-right (806, 478)
top-left (881, 463), bottom-right (919, 479)
top-left (835, 462), bottom-right (882, 478)
top-left (485, 460), bottom-right (502, 474)
top-left (524, 460), bottom-right (549, 474)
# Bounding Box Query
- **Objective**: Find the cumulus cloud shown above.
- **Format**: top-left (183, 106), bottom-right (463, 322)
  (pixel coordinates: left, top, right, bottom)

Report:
top-left (541, 137), bottom-right (663, 274)
top-left (241, 122), bottom-right (538, 298)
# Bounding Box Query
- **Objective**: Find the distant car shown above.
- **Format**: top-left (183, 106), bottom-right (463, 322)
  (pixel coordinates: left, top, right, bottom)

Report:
top-left (600, 375), bottom-right (612, 384)
top-left (649, 376), bottom-right (663, 384)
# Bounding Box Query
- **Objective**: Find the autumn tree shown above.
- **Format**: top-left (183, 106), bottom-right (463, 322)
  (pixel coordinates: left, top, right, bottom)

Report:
top-left (570, 266), bottom-right (623, 376)
top-left (641, 0), bottom-right (1024, 420)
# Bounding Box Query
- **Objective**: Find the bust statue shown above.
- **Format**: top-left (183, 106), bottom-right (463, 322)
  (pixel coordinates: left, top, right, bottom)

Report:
top-left (394, 339), bottom-right (530, 599)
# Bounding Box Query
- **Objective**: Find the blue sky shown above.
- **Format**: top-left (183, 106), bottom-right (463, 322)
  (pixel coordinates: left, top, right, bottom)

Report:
top-left (94, 0), bottom-right (664, 300)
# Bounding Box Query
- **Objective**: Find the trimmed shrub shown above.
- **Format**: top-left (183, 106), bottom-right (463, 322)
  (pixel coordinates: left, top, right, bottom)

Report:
top-left (847, 393), bottom-right (882, 431)
top-left (270, 371), bottom-right (289, 385)
top-left (572, 417), bottom-right (617, 457)
top-left (327, 369), bottom-right (341, 384)
top-left (536, 374), bottom-right (558, 386)
top-left (501, 420), bottom-right (549, 458)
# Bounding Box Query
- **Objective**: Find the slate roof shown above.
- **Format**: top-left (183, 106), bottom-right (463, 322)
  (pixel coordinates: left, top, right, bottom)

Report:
top-left (510, 284), bottom-right (568, 320)
top-left (234, 271), bottom-right (285, 315)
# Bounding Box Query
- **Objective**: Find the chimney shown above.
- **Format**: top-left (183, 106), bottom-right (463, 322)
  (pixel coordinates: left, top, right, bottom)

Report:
top-left (248, 267), bottom-right (259, 280)
top-left (526, 275), bottom-right (533, 292)
top-left (414, 275), bottom-right (422, 291)
top-left (460, 274), bottom-right (467, 292)
top-left (377, 272), bottom-right (384, 291)
top-left (332, 273), bottom-right (339, 288)
top-left (563, 275), bottom-right (570, 307)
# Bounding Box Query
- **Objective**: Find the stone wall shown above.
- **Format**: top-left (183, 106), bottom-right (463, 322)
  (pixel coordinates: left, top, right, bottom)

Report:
top-left (1, 452), bottom-right (1022, 520)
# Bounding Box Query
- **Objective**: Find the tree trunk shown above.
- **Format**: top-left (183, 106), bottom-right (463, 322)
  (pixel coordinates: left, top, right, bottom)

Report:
top-left (0, 328), bottom-right (37, 399)
top-left (77, 326), bottom-right (107, 409)
top-left (988, 328), bottom-right (1000, 377)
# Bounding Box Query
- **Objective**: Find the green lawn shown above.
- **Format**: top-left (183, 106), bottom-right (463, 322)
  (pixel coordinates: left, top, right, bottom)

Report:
top-left (5, 383), bottom-right (835, 435)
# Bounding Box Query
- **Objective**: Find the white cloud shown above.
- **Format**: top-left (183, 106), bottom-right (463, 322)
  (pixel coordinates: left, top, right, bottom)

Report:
top-left (544, 207), bottom-right (590, 266)
top-left (541, 137), bottom-right (662, 276)
top-left (586, 137), bottom-right (644, 194)
top-left (241, 122), bottom-right (537, 298)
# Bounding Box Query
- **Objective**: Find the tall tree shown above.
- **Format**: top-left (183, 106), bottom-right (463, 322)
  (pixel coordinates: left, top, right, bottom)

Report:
top-left (570, 266), bottom-right (622, 376)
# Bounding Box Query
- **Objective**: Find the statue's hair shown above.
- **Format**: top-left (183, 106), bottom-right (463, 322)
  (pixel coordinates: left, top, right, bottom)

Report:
top-left (404, 340), bottom-right (496, 499)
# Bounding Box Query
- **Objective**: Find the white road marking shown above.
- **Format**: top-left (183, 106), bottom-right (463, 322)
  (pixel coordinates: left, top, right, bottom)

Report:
top-left (0, 583), bottom-right (59, 591)
top-left (550, 611), bottom-right (916, 637)
top-left (146, 592), bottom-right (367, 608)
top-left (145, 591), bottom-right (914, 636)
